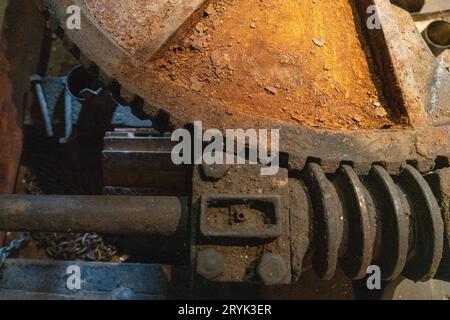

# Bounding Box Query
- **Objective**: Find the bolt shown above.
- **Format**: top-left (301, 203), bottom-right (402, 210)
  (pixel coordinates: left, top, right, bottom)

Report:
top-left (196, 249), bottom-right (224, 280)
top-left (201, 164), bottom-right (229, 180)
top-left (30, 74), bottom-right (53, 137)
top-left (232, 207), bottom-right (247, 223)
top-left (59, 78), bottom-right (73, 144)
top-left (257, 253), bottom-right (287, 286)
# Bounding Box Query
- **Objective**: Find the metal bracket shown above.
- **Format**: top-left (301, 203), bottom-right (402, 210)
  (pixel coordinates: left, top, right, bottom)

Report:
top-left (200, 194), bottom-right (282, 240)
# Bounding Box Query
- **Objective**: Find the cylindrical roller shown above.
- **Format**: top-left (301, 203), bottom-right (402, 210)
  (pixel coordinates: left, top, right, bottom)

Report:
top-left (398, 165), bottom-right (444, 281)
top-left (422, 20), bottom-right (450, 56)
top-left (334, 165), bottom-right (375, 280)
top-left (369, 165), bottom-right (409, 281)
top-left (0, 195), bottom-right (189, 237)
top-left (305, 163), bottom-right (343, 280)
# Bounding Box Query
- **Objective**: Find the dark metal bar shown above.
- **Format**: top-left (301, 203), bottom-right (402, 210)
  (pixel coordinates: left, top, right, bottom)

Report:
top-left (0, 195), bottom-right (189, 236)
top-left (0, 259), bottom-right (168, 300)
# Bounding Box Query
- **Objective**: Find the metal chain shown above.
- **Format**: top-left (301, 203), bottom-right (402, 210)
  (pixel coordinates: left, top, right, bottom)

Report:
top-left (24, 171), bottom-right (118, 262)
top-left (32, 232), bottom-right (117, 262)
top-left (0, 232), bottom-right (31, 269)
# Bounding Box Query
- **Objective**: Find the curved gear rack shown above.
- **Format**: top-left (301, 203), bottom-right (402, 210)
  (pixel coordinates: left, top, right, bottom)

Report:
top-left (35, 0), bottom-right (450, 175)
top-left (2, 0), bottom-right (450, 300)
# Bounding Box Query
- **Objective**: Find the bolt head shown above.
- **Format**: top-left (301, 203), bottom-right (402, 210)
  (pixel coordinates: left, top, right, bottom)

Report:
top-left (196, 249), bottom-right (224, 280)
top-left (257, 253), bottom-right (287, 286)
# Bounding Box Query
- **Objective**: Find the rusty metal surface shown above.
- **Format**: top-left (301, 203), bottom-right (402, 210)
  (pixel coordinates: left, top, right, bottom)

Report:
top-left (0, 161), bottom-right (448, 289)
top-left (3, 0), bottom-right (447, 297)
top-left (188, 160), bottom-right (447, 285)
top-left (394, 6), bottom-right (450, 126)
top-left (200, 194), bottom-right (283, 239)
top-left (35, 0), bottom-right (450, 175)
top-left (0, 195), bottom-right (189, 237)
top-left (102, 129), bottom-right (189, 195)
top-left (191, 165), bottom-right (292, 285)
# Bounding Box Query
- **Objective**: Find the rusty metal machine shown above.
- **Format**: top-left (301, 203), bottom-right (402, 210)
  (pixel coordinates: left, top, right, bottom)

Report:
top-left (0, 0), bottom-right (449, 299)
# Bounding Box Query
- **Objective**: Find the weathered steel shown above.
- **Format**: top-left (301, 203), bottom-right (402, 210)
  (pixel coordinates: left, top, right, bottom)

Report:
top-left (189, 161), bottom-right (446, 285)
top-left (0, 195), bottom-right (189, 236)
top-left (102, 130), bottom-right (189, 195)
top-left (191, 165), bottom-right (292, 285)
top-left (200, 194), bottom-right (282, 239)
top-left (20, 0), bottom-right (450, 289)
top-left (35, 0), bottom-right (450, 175)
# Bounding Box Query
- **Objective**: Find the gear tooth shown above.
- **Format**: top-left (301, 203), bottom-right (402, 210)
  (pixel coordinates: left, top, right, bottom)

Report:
top-left (383, 161), bottom-right (407, 175)
top-left (120, 86), bottom-right (136, 106)
top-left (319, 160), bottom-right (340, 175)
top-left (79, 53), bottom-right (99, 77)
top-left (414, 159), bottom-right (436, 174)
top-left (350, 162), bottom-right (372, 176)
top-left (98, 70), bottom-right (115, 88)
top-left (59, 34), bottom-right (81, 59)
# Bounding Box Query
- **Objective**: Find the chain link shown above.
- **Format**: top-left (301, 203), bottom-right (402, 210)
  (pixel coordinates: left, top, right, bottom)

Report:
top-left (32, 232), bottom-right (117, 262)
top-left (24, 171), bottom-right (118, 262)
top-left (0, 232), bottom-right (31, 269)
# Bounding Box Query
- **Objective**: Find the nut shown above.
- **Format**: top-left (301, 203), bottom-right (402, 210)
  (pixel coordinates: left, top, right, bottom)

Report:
top-left (257, 253), bottom-right (287, 286)
top-left (196, 249), bottom-right (224, 280)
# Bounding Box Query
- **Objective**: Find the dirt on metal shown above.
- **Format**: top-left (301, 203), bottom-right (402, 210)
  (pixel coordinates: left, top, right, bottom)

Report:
top-left (83, 0), bottom-right (173, 54)
top-left (83, 0), bottom-right (397, 130)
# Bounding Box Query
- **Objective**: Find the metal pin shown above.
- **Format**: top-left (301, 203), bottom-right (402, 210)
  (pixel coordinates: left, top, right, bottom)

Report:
top-left (30, 74), bottom-right (54, 137)
top-left (59, 78), bottom-right (73, 144)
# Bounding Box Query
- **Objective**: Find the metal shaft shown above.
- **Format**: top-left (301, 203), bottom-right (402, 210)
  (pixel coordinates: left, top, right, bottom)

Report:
top-left (0, 195), bottom-right (188, 237)
top-left (59, 79), bottom-right (73, 144)
top-left (33, 82), bottom-right (54, 137)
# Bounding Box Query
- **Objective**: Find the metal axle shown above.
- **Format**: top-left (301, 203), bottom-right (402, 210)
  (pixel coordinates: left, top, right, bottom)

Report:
top-left (0, 195), bottom-right (189, 237)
